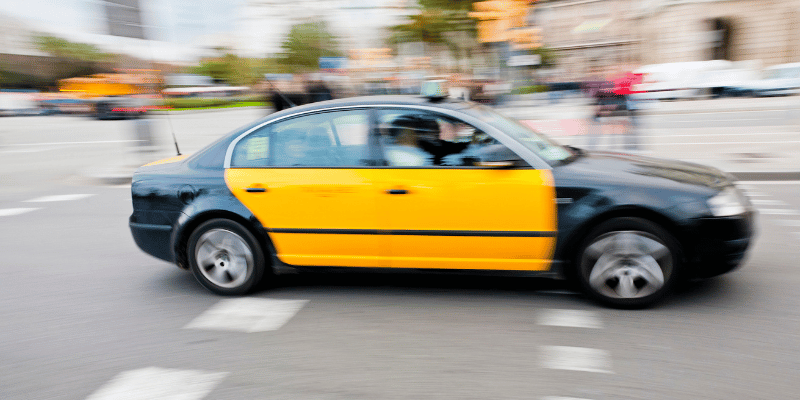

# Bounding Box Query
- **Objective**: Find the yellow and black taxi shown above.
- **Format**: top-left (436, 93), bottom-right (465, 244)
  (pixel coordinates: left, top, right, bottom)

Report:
top-left (129, 94), bottom-right (755, 307)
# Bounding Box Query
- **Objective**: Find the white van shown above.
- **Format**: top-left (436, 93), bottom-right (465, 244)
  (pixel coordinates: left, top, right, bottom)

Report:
top-left (740, 63), bottom-right (800, 96)
top-left (633, 60), bottom-right (733, 100)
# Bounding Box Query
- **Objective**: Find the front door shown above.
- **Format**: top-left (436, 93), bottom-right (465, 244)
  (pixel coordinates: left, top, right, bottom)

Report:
top-left (225, 109), bottom-right (386, 267)
top-left (375, 108), bottom-right (557, 271)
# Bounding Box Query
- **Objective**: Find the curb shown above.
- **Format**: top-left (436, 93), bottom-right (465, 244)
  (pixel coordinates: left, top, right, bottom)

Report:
top-left (81, 167), bottom-right (136, 186)
top-left (149, 106), bottom-right (267, 115)
top-left (730, 171), bottom-right (800, 181)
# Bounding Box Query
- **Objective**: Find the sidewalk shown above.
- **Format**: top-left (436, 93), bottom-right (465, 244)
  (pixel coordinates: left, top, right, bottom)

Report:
top-left (85, 101), bottom-right (800, 185)
top-left (500, 94), bottom-right (800, 120)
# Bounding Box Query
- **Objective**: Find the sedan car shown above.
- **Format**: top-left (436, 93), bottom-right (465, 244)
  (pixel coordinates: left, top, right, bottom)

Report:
top-left (130, 95), bottom-right (755, 307)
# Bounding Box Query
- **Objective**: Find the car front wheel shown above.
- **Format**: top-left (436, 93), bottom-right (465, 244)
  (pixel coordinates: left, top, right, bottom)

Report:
top-left (187, 219), bottom-right (266, 295)
top-left (577, 218), bottom-right (680, 308)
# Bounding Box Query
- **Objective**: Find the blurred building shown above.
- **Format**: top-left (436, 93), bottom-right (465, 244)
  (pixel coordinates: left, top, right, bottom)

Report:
top-left (0, 13), bottom-right (44, 56)
top-left (638, 0), bottom-right (800, 66)
top-left (534, 0), bottom-right (641, 79)
top-left (534, 0), bottom-right (800, 78)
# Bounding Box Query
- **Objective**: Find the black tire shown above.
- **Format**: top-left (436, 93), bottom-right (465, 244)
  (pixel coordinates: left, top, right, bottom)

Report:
top-left (575, 217), bottom-right (681, 308)
top-left (187, 219), bottom-right (267, 295)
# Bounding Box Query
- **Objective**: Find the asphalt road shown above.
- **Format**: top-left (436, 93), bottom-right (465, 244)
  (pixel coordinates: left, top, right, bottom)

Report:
top-left (2, 103), bottom-right (800, 399)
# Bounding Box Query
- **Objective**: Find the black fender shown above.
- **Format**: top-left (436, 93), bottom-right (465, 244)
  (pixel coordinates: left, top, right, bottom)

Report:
top-left (171, 178), bottom-right (277, 270)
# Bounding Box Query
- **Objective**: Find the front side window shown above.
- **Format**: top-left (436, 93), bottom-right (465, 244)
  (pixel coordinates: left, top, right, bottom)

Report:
top-left (468, 104), bottom-right (574, 164)
top-left (230, 110), bottom-right (371, 167)
top-left (377, 109), bottom-right (504, 167)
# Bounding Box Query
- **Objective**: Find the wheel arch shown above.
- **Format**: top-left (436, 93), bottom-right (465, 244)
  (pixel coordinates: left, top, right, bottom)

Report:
top-left (557, 206), bottom-right (688, 279)
top-left (174, 209), bottom-right (275, 271)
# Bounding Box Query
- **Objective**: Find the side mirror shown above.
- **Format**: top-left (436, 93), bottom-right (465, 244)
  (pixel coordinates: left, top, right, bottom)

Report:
top-left (474, 144), bottom-right (525, 168)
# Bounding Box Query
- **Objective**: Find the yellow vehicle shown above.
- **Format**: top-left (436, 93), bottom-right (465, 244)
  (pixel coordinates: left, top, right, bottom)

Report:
top-left (59, 73), bottom-right (154, 119)
top-left (59, 73), bottom-right (146, 98)
top-left (129, 95), bottom-right (755, 308)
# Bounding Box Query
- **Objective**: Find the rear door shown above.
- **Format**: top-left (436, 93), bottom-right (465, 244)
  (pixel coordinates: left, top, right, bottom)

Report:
top-left (375, 108), bottom-right (557, 271)
top-left (225, 109), bottom-right (386, 267)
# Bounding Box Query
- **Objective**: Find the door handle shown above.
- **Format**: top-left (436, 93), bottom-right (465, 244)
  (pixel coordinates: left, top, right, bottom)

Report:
top-left (246, 187), bottom-right (267, 193)
top-left (386, 189), bottom-right (408, 195)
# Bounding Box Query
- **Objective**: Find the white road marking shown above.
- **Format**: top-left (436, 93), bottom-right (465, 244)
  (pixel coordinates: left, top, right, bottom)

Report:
top-left (671, 118), bottom-right (775, 122)
top-left (7, 139), bottom-right (143, 147)
top-left (640, 131), bottom-right (799, 138)
top-left (759, 209), bottom-right (800, 215)
top-left (184, 298), bottom-right (308, 333)
top-left (85, 367), bottom-right (227, 400)
top-left (738, 181), bottom-right (800, 185)
top-left (742, 192), bottom-right (768, 197)
top-left (0, 208), bottom-right (39, 217)
top-left (540, 346), bottom-right (614, 374)
top-left (24, 194), bottom-right (95, 203)
top-left (751, 199), bottom-right (787, 206)
top-left (651, 109), bottom-right (790, 115)
top-left (778, 220), bottom-right (800, 226)
top-left (592, 140), bottom-right (800, 146)
top-left (0, 146), bottom-right (60, 154)
top-left (538, 309), bottom-right (603, 329)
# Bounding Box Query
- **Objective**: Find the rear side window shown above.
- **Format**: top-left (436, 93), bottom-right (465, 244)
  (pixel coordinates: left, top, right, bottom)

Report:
top-left (230, 110), bottom-right (372, 167)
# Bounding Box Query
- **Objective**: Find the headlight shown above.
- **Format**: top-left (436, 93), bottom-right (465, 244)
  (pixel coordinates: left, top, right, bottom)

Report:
top-left (707, 186), bottom-right (750, 217)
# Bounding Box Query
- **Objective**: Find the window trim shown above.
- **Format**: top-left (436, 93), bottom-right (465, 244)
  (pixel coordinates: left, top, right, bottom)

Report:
top-left (374, 107), bottom-right (530, 169)
top-left (224, 104), bottom-right (551, 170)
top-left (228, 108), bottom-right (376, 169)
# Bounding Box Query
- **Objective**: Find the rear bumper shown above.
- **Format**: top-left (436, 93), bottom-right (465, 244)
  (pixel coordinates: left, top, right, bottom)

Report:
top-left (688, 211), bottom-right (756, 278)
top-left (129, 219), bottom-right (174, 263)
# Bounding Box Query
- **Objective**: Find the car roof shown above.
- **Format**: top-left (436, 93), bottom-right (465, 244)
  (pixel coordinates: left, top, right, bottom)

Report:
top-left (264, 95), bottom-right (472, 120)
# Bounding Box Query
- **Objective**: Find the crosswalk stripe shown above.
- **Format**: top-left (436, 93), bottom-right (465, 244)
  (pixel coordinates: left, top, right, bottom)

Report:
top-left (752, 199), bottom-right (787, 206)
top-left (759, 209), bottom-right (800, 215)
top-left (540, 346), bottom-right (614, 374)
top-left (185, 298), bottom-right (308, 333)
top-left (737, 180), bottom-right (800, 185)
top-left (779, 220), bottom-right (800, 226)
top-left (0, 208), bottom-right (39, 217)
top-left (538, 309), bottom-right (603, 329)
top-left (24, 194), bottom-right (94, 202)
top-left (85, 367), bottom-right (227, 400)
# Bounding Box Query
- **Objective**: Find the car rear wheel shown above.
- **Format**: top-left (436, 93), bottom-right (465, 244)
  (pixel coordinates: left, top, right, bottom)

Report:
top-left (577, 217), bottom-right (680, 308)
top-left (187, 219), bottom-right (266, 295)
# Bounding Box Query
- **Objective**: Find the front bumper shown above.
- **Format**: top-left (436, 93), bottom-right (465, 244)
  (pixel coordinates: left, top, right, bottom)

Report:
top-left (688, 210), bottom-right (756, 278)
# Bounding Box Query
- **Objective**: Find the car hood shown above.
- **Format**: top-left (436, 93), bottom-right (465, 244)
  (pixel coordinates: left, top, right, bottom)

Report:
top-left (554, 150), bottom-right (731, 190)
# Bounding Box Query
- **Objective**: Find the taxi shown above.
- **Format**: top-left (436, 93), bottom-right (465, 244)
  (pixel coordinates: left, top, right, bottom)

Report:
top-left (129, 93), bottom-right (755, 308)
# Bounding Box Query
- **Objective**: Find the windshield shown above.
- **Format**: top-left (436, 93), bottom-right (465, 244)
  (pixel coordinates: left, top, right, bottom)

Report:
top-left (468, 104), bottom-right (575, 165)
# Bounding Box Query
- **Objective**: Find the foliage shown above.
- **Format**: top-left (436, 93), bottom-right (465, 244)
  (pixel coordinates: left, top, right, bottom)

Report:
top-left (190, 53), bottom-right (264, 86)
top-left (278, 21), bottom-right (342, 73)
top-left (34, 36), bottom-right (112, 62)
top-left (528, 46), bottom-right (557, 68)
top-left (511, 85), bottom-right (549, 94)
top-left (159, 96), bottom-right (266, 110)
top-left (387, 0), bottom-right (478, 48)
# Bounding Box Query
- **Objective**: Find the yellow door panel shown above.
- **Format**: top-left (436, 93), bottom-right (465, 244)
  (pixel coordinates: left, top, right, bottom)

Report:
top-left (226, 168), bottom-right (385, 267)
top-left (379, 169), bottom-right (557, 271)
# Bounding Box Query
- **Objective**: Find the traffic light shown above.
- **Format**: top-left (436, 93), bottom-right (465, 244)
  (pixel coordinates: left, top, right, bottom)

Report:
top-left (511, 27), bottom-right (542, 50)
top-left (469, 0), bottom-right (536, 43)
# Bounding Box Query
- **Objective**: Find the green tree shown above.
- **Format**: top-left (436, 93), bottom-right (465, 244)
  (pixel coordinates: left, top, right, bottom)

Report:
top-left (387, 0), bottom-right (479, 70)
top-left (278, 21), bottom-right (342, 72)
top-left (35, 35), bottom-right (112, 63)
top-left (191, 52), bottom-right (263, 86)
